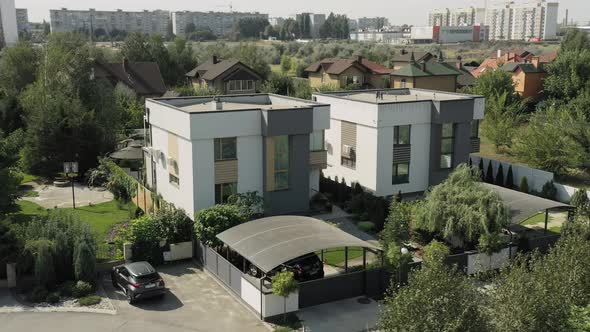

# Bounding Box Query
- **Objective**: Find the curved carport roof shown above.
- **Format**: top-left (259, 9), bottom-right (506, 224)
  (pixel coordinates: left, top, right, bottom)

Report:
top-left (216, 216), bottom-right (381, 274)
top-left (482, 183), bottom-right (573, 225)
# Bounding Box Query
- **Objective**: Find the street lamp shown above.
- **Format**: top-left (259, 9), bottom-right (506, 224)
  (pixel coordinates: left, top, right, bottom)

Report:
top-left (399, 247), bottom-right (409, 286)
top-left (63, 161), bottom-right (79, 209)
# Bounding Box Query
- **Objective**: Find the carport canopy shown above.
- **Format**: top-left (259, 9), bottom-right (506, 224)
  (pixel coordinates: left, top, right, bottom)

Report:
top-left (216, 216), bottom-right (381, 274)
top-left (482, 183), bottom-right (573, 225)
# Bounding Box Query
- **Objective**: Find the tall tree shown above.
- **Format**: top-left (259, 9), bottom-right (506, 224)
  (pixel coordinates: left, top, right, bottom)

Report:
top-left (561, 28), bottom-right (590, 52)
top-left (0, 130), bottom-right (23, 214)
top-left (544, 50), bottom-right (590, 101)
top-left (481, 92), bottom-right (526, 151)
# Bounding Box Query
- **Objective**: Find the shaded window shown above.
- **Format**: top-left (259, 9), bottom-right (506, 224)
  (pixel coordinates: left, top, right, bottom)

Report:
top-left (214, 137), bottom-right (237, 161)
top-left (440, 123), bottom-right (455, 169)
top-left (471, 120), bottom-right (480, 138)
top-left (169, 174), bottom-right (179, 187)
top-left (309, 130), bottom-right (325, 152)
top-left (274, 136), bottom-right (289, 190)
top-left (394, 125), bottom-right (411, 145)
top-left (215, 183), bottom-right (237, 204)
top-left (392, 163), bottom-right (410, 184)
top-left (341, 145), bottom-right (356, 169)
top-left (400, 79), bottom-right (407, 88)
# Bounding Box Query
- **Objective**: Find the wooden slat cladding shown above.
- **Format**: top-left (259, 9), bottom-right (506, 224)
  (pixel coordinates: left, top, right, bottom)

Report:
top-left (215, 160), bottom-right (238, 185)
top-left (341, 121), bottom-right (357, 149)
top-left (168, 133), bottom-right (179, 176)
top-left (265, 137), bottom-right (275, 191)
top-left (309, 151), bottom-right (328, 169)
top-left (393, 145), bottom-right (411, 163)
top-left (470, 138), bottom-right (481, 153)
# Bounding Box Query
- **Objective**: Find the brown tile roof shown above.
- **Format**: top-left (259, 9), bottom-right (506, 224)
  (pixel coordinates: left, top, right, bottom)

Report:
top-left (305, 57), bottom-right (392, 75)
top-left (93, 60), bottom-right (167, 96)
top-left (392, 51), bottom-right (433, 63)
top-left (186, 58), bottom-right (262, 81)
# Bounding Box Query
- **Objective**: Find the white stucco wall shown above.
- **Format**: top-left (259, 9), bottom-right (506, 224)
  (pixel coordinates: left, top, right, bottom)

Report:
top-left (192, 139), bottom-right (215, 212)
top-left (262, 291), bottom-right (299, 318)
top-left (241, 277), bottom-right (262, 314)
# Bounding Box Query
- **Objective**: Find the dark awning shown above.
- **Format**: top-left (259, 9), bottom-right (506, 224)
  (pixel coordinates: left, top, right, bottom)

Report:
top-left (217, 216), bottom-right (381, 273)
top-left (482, 183), bottom-right (573, 225)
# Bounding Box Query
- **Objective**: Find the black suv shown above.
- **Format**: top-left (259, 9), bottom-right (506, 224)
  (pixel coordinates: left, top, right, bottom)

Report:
top-left (111, 261), bottom-right (166, 304)
top-left (249, 253), bottom-right (324, 282)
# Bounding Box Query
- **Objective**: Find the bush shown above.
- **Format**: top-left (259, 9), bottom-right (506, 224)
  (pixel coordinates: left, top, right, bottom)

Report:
top-left (74, 240), bottom-right (96, 283)
top-left (31, 239), bottom-right (56, 289)
top-left (520, 176), bottom-right (529, 193)
top-left (347, 194), bottom-right (365, 214)
top-left (357, 221), bottom-right (375, 233)
top-left (59, 281), bottom-right (76, 297)
top-left (495, 164), bottom-right (505, 186)
top-left (78, 295), bottom-right (101, 306)
top-left (194, 205), bottom-right (246, 248)
top-left (152, 207), bottom-right (194, 243)
top-left (29, 286), bottom-right (49, 303)
top-left (570, 188), bottom-right (589, 209)
top-left (506, 165), bottom-right (514, 188)
top-left (541, 180), bottom-right (558, 201)
top-left (485, 161), bottom-right (494, 184)
top-left (72, 280), bottom-right (93, 298)
top-left (46, 292), bottom-right (60, 304)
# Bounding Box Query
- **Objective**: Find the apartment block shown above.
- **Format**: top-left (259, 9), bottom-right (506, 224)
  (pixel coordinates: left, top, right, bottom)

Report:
top-left (357, 17), bottom-right (389, 30)
top-left (0, 0), bottom-right (18, 48)
top-left (429, 7), bottom-right (485, 27)
top-left (313, 89), bottom-right (484, 197)
top-left (49, 8), bottom-right (170, 35)
top-left (310, 13), bottom-right (325, 38)
top-left (15, 8), bottom-right (28, 33)
top-left (144, 94), bottom-right (330, 216)
top-left (172, 11), bottom-right (268, 37)
top-left (486, 1), bottom-right (558, 41)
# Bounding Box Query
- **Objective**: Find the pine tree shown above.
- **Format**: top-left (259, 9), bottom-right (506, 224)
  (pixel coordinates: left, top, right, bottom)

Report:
top-left (74, 240), bottom-right (96, 283)
top-left (485, 161), bottom-right (495, 184)
top-left (506, 165), bottom-right (514, 189)
top-left (495, 164), bottom-right (505, 187)
top-left (478, 159), bottom-right (485, 181)
top-left (520, 176), bottom-right (529, 193)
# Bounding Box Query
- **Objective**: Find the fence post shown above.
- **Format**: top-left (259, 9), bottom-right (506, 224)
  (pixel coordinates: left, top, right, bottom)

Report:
top-left (123, 243), bottom-right (133, 262)
top-left (344, 247), bottom-right (348, 273)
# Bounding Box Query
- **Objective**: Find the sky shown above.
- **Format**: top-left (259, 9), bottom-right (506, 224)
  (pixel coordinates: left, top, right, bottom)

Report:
top-left (15, 0), bottom-right (590, 26)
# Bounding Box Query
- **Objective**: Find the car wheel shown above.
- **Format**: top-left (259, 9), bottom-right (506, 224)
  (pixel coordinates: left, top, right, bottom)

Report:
top-left (126, 289), bottom-right (135, 304)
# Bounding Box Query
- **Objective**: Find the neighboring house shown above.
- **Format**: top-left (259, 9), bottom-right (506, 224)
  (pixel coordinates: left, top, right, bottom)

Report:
top-left (390, 52), bottom-right (463, 92)
top-left (185, 56), bottom-right (263, 94)
top-left (144, 93), bottom-right (330, 216)
top-left (313, 88), bottom-right (484, 197)
top-left (471, 49), bottom-right (557, 99)
top-left (92, 58), bottom-right (167, 97)
top-left (390, 50), bottom-right (435, 71)
top-left (305, 55), bottom-right (393, 90)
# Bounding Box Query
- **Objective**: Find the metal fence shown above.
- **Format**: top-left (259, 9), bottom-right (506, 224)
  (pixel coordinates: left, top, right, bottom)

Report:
top-left (96, 243), bottom-right (120, 262)
top-left (196, 240), bottom-right (242, 295)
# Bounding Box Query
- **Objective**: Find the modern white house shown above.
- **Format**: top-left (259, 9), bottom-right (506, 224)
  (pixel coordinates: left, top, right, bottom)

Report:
top-left (143, 94), bottom-right (330, 216)
top-left (313, 89), bottom-right (484, 197)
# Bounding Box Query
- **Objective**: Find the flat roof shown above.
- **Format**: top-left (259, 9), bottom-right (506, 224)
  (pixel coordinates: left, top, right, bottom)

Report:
top-left (314, 88), bottom-right (480, 105)
top-left (148, 93), bottom-right (324, 114)
top-left (217, 216), bottom-right (381, 273)
top-left (482, 183), bottom-right (573, 225)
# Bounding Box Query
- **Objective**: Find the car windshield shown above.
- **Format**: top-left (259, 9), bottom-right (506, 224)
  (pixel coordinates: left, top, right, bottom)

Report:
top-left (134, 273), bottom-right (159, 283)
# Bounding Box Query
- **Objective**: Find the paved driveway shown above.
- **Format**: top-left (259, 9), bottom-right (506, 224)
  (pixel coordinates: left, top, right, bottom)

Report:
top-left (103, 260), bottom-right (268, 332)
top-left (21, 183), bottom-right (113, 208)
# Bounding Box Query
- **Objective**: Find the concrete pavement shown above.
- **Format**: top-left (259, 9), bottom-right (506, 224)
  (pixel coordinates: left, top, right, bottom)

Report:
top-left (297, 296), bottom-right (380, 332)
top-left (21, 182), bottom-right (113, 208)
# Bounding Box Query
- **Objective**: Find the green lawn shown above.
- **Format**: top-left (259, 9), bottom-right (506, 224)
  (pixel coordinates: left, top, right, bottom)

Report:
top-left (317, 247), bottom-right (364, 266)
top-left (521, 213), bottom-right (551, 226)
top-left (18, 172), bottom-right (39, 184)
top-left (10, 200), bottom-right (135, 241)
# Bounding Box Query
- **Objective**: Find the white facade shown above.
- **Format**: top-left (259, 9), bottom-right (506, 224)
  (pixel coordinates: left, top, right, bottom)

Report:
top-left (486, 1), bottom-right (558, 41)
top-left (172, 11), bottom-right (268, 37)
top-left (0, 0), bottom-right (18, 48)
top-left (314, 89), bottom-right (485, 197)
top-left (49, 8), bottom-right (170, 35)
top-left (410, 26), bottom-right (488, 43)
top-left (429, 7), bottom-right (485, 27)
top-left (350, 30), bottom-right (407, 44)
top-left (145, 94), bottom-right (329, 216)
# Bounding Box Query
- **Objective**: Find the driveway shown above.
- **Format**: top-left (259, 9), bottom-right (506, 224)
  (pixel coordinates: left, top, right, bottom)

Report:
top-left (297, 296), bottom-right (380, 332)
top-left (1, 261), bottom-right (268, 332)
top-left (102, 260), bottom-right (268, 332)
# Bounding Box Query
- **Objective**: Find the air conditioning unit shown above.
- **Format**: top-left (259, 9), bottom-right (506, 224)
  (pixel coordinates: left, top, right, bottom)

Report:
top-left (342, 144), bottom-right (353, 158)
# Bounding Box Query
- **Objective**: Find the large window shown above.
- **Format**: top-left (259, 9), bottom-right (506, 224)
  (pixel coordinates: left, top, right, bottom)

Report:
top-left (440, 123), bottom-right (455, 169)
top-left (228, 80), bottom-right (254, 91)
top-left (394, 125), bottom-right (411, 145)
top-left (471, 120), bottom-right (480, 139)
top-left (274, 136), bottom-right (289, 190)
top-left (215, 183), bottom-right (237, 204)
top-left (214, 137), bottom-right (237, 161)
top-left (309, 130), bottom-right (325, 151)
top-left (392, 163), bottom-right (410, 184)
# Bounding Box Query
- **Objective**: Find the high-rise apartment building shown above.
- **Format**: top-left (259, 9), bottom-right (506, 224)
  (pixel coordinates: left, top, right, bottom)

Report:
top-left (486, 1), bottom-right (558, 41)
top-left (172, 11), bottom-right (268, 38)
top-left (428, 7), bottom-right (486, 27)
top-left (0, 0), bottom-right (18, 48)
top-left (15, 8), bottom-right (28, 34)
top-left (49, 8), bottom-right (170, 36)
top-left (357, 17), bottom-right (389, 30)
top-left (310, 14), bottom-right (325, 38)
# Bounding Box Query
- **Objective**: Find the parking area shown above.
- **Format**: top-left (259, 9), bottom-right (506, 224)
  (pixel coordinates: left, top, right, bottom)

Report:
top-left (297, 296), bottom-right (380, 332)
top-left (102, 260), bottom-right (268, 332)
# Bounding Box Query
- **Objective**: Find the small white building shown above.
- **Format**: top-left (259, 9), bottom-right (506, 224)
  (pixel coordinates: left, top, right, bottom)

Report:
top-left (313, 89), bottom-right (484, 197)
top-left (144, 94), bottom-right (330, 217)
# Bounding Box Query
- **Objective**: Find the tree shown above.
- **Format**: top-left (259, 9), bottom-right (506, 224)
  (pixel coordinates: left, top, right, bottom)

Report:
top-left (561, 28), bottom-right (590, 52)
top-left (280, 55), bottom-right (292, 73)
top-left (235, 44), bottom-right (271, 79)
top-left (74, 240), bottom-right (96, 283)
top-left (29, 239), bottom-right (56, 289)
top-left (544, 50), bottom-right (590, 101)
top-left (520, 176), bottom-right (529, 193)
top-left (0, 220), bottom-right (19, 265)
top-left (226, 192), bottom-right (264, 220)
top-left (570, 188), bottom-right (589, 211)
top-left (279, 19), bottom-right (300, 40)
top-left (468, 70), bottom-right (517, 104)
top-left (233, 17), bottom-right (269, 40)
top-left (381, 201), bottom-right (414, 251)
top-left (478, 158), bottom-right (485, 181)
top-left (152, 207), bottom-right (194, 243)
top-left (120, 32), bottom-right (151, 62)
top-left (194, 205), bottom-right (246, 248)
top-left (414, 164), bottom-right (510, 248)
top-left (495, 163), bottom-right (505, 187)
top-left (485, 161), bottom-right (494, 184)
top-left (481, 92), bottom-right (525, 151)
top-left (319, 13), bottom-right (350, 39)
top-left (379, 242), bottom-right (488, 332)
top-left (271, 270), bottom-right (298, 323)
top-left (0, 41), bottom-right (40, 96)
top-left (0, 130), bottom-right (23, 214)
top-left (260, 72), bottom-right (294, 95)
top-left (505, 165), bottom-right (514, 189)
top-left (514, 105), bottom-right (584, 175)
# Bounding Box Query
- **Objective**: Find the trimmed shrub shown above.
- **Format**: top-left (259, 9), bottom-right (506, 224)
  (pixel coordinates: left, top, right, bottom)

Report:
top-left (79, 295), bottom-right (101, 306)
top-left (72, 281), bottom-right (93, 298)
top-left (541, 181), bottom-right (558, 201)
top-left (478, 159), bottom-right (485, 180)
top-left (29, 286), bottom-right (49, 303)
top-left (353, 182), bottom-right (364, 196)
top-left (358, 221), bottom-right (376, 233)
top-left (348, 194), bottom-right (365, 214)
top-left (485, 161), bottom-right (494, 184)
top-left (495, 164), bottom-right (505, 187)
top-left (46, 292), bottom-right (60, 304)
top-left (194, 204), bottom-right (247, 248)
top-left (74, 240), bottom-right (96, 283)
top-left (59, 281), bottom-right (76, 297)
top-left (32, 240), bottom-right (56, 289)
top-left (505, 165), bottom-right (514, 189)
top-left (520, 176), bottom-right (529, 193)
